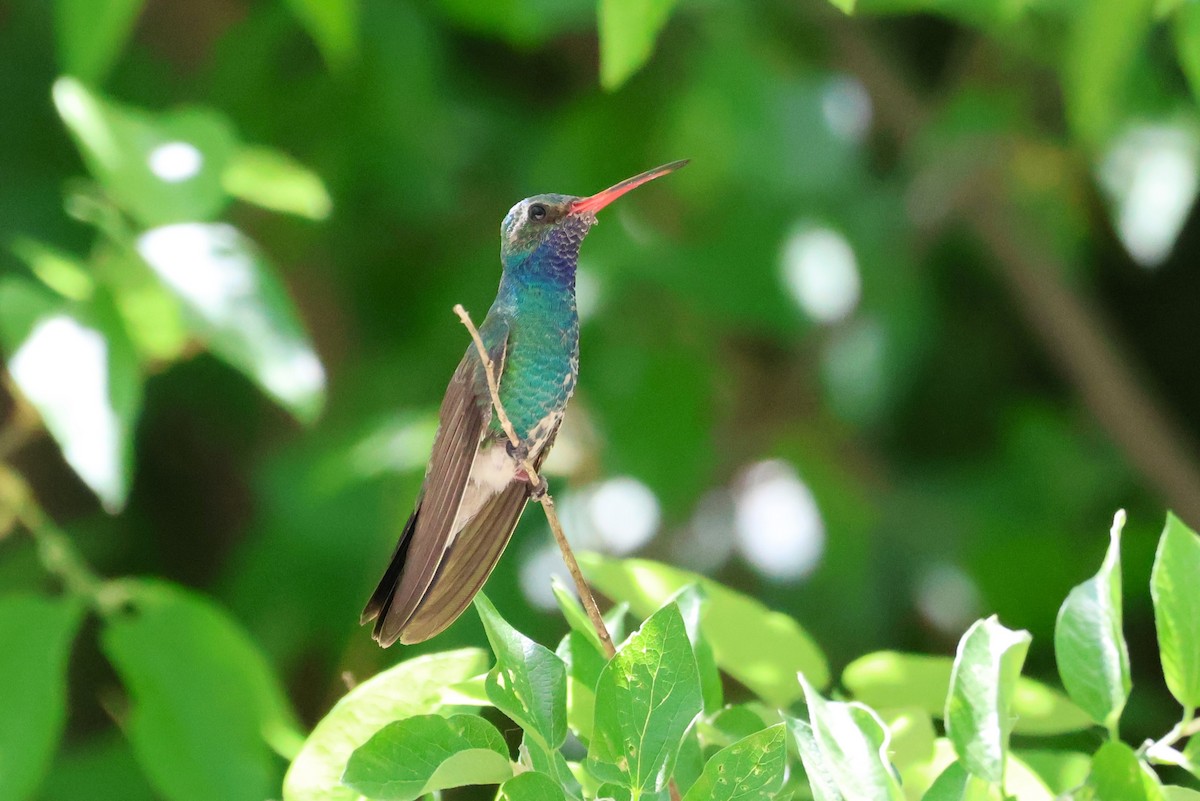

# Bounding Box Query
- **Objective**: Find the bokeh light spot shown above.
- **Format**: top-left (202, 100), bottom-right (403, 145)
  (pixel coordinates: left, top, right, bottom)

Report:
top-left (149, 141), bottom-right (203, 183)
top-left (1099, 124), bottom-right (1200, 268)
top-left (782, 225), bottom-right (861, 324)
top-left (733, 460), bottom-right (825, 580)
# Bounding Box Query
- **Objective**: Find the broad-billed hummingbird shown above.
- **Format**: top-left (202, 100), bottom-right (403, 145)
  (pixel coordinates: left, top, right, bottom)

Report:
top-left (362, 161), bottom-right (688, 646)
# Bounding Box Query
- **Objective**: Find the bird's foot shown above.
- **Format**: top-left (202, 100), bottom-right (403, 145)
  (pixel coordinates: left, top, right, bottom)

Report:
top-left (506, 439), bottom-right (530, 463)
top-left (529, 474), bottom-right (549, 500)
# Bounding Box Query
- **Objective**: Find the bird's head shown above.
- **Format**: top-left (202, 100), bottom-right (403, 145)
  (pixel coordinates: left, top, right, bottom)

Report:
top-left (499, 160), bottom-right (688, 275)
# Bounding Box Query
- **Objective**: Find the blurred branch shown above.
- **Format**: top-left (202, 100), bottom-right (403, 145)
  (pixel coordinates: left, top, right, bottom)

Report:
top-left (0, 372), bottom-right (40, 463)
top-left (826, 14), bottom-right (1200, 525)
top-left (453, 304), bottom-right (618, 659)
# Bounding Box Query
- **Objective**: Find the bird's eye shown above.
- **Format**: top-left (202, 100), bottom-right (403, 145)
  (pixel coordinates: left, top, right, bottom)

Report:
top-left (528, 203), bottom-right (547, 221)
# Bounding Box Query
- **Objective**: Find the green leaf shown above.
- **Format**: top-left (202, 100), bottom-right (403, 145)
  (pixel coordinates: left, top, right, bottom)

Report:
top-left (1005, 754), bottom-right (1055, 801)
top-left (681, 724), bottom-right (786, 801)
top-left (552, 575), bottom-right (607, 657)
top-left (790, 717), bottom-right (844, 801)
top-left (519, 732), bottom-right (581, 800)
top-left (343, 713), bottom-right (511, 800)
top-left (1164, 788), bottom-right (1200, 801)
top-left (0, 595), bottom-right (84, 801)
top-left (221, 146), bottom-right (332, 220)
top-left (53, 78), bottom-right (237, 227)
top-left (598, 0), bottom-right (680, 90)
top-left (135, 223), bottom-right (326, 424)
top-left (1151, 513), bottom-right (1200, 708)
top-left (945, 616), bottom-right (1032, 786)
top-left (842, 651), bottom-right (1090, 735)
top-left (587, 602), bottom-right (702, 793)
top-left (557, 629), bottom-right (607, 693)
top-left (100, 579), bottom-right (302, 801)
top-left (1016, 750), bottom-right (1092, 795)
top-left (877, 708), bottom-right (937, 799)
top-left (11, 238), bottom-right (93, 300)
top-left (1175, 3), bottom-right (1200, 104)
top-left (475, 593), bottom-right (568, 749)
top-left (580, 554), bottom-right (829, 704)
top-left (498, 771), bottom-right (570, 801)
top-left (283, 0), bottom-right (358, 68)
top-left (0, 278), bottom-right (141, 511)
top-left (698, 704), bottom-right (773, 749)
top-left (920, 762), bottom-right (994, 801)
top-left (798, 675), bottom-right (905, 801)
top-left (670, 584), bottom-right (723, 714)
top-left (283, 648), bottom-right (488, 801)
top-left (1062, 0), bottom-right (1154, 146)
top-left (1087, 741), bottom-right (1164, 801)
top-left (55, 0), bottom-right (145, 83)
top-left (1055, 510), bottom-right (1131, 734)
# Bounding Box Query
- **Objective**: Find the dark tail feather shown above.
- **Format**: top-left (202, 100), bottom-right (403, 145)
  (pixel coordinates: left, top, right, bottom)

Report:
top-left (360, 508), bottom-right (418, 634)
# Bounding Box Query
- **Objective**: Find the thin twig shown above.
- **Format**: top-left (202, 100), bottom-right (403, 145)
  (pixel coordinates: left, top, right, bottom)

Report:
top-left (453, 304), bottom-right (617, 658)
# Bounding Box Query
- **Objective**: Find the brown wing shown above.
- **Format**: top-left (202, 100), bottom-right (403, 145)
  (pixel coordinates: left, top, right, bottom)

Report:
top-left (397, 427), bottom-right (561, 644)
top-left (370, 335), bottom-right (505, 647)
top-left (398, 480), bottom-right (532, 643)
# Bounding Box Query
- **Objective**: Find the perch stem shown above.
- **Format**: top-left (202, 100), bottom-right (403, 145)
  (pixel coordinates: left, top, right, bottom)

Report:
top-left (454, 304), bottom-right (617, 659)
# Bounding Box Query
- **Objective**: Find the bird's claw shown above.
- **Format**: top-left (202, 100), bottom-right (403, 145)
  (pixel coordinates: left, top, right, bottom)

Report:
top-left (529, 475), bottom-right (548, 500)
top-left (506, 439), bottom-right (530, 463)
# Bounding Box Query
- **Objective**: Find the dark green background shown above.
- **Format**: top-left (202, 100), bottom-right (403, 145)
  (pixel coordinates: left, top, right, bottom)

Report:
top-left (1, 0), bottom-right (1198, 796)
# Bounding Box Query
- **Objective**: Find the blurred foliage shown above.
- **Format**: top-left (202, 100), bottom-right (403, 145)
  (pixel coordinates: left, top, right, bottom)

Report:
top-left (2, 0), bottom-right (1200, 797)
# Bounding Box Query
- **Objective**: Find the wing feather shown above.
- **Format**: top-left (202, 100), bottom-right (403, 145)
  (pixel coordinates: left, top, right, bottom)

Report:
top-left (398, 481), bottom-right (531, 643)
top-left (398, 428), bottom-right (560, 643)
top-left (371, 335), bottom-right (506, 646)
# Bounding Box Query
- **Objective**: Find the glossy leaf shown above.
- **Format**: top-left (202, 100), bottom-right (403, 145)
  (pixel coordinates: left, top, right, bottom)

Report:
top-left (1055, 510), bottom-right (1130, 734)
top-left (54, 0), bottom-right (145, 83)
top-left (11, 238), bottom-right (93, 300)
top-left (0, 278), bottom-right (141, 511)
top-left (100, 579), bottom-right (302, 801)
top-left (0, 595), bottom-right (84, 801)
top-left (945, 616), bottom-right (1031, 785)
top-left (557, 629), bottom-right (606, 693)
top-left (1062, 0), bottom-right (1154, 146)
top-left (498, 771), bottom-right (569, 801)
top-left (342, 713), bottom-right (511, 800)
top-left (587, 603), bottom-right (702, 793)
top-left (222, 146), bottom-right (332, 220)
top-left (283, 648), bottom-right (488, 801)
top-left (552, 575), bottom-right (607, 657)
top-left (1164, 788), bottom-right (1200, 801)
top-left (1151, 513), bottom-right (1200, 707)
top-left (580, 554), bottom-right (829, 704)
top-left (1087, 741), bottom-right (1164, 801)
top-left (877, 708), bottom-right (938, 800)
top-left (475, 593), bottom-right (568, 749)
top-left (598, 0), bottom-right (680, 90)
top-left (670, 584), bottom-right (723, 713)
top-left (136, 223), bottom-right (325, 423)
top-left (53, 78), bottom-right (237, 227)
top-left (681, 723), bottom-right (786, 801)
top-left (788, 717), bottom-right (843, 801)
top-left (798, 675), bottom-right (905, 801)
top-left (920, 762), bottom-right (993, 801)
top-left (842, 651), bottom-right (1090, 735)
top-left (1016, 749), bottom-right (1092, 795)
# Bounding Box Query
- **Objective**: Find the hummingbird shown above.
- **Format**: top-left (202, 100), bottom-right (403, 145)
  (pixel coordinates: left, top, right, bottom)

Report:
top-left (362, 161), bottom-right (688, 646)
